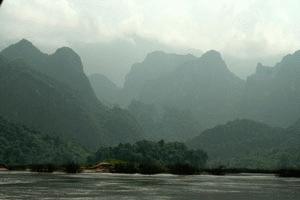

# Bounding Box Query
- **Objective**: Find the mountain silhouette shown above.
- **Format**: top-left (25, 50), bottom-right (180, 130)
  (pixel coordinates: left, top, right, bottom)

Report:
top-left (0, 40), bottom-right (143, 149)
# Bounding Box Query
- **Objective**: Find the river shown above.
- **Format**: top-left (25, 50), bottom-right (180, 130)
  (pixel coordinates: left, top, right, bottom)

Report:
top-left (0, 172), bottom-right (299, 199)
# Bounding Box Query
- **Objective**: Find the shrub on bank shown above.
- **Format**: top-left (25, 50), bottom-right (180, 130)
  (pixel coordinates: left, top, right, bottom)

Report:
top-left (63, 162), bottom-right (82, 173)
top-left (30, 164), bottom-right (56, 173)
top-left (88, 140), bottom-right (208, 174)
top-left (168, 163), bottom-right (199, 175)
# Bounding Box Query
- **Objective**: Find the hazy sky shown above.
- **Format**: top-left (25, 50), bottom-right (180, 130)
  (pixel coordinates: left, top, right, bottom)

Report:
top-left (1, 0), bottom-right (299, 85)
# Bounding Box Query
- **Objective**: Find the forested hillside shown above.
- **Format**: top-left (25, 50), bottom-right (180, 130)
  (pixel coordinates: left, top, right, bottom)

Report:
top-left (188, 119), bottom-right (300, 169)
top-left (0, 116), bottom-right (88, 166)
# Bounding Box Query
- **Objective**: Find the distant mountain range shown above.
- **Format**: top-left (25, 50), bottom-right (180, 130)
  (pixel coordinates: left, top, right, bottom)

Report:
top-left (0, 39), bottom-right (143, 150)
top-left (89, 73), bottom-right (121, 106)
top-left (90, 48), bottom-right (300, 141)
top-left (121, 51), bottom-right (197, 106)
top-left (1, 39), bottom-right (99, 105)
top-left (241, 51), bottom-right (300, 127)
top-left (1, 39), bottom-right (299, 169)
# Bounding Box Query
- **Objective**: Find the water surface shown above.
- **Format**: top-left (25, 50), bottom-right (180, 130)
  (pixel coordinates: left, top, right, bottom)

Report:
top-left (0, 172), bottom-right (299, 199)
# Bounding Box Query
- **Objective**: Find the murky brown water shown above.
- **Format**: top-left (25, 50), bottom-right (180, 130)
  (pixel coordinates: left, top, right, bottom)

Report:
top-left (0, 172), bottom-right (299, 200)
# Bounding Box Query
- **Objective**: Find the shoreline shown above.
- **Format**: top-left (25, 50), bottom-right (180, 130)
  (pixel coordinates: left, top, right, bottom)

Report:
top-left (2, 167), bottom-right (300, 178)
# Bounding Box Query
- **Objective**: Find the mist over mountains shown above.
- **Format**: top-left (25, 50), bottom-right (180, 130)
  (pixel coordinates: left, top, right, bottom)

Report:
top-left (73, 37), bottom-right (282, 86)
top-left (90, 47), bottom-right (300, 140)
top-left (0, 38), bottom-right (299, 169)
top-left (88, 46), bottom-right (300, 169)
top-left (242, 51), bottom-right (300, 127)
top-left (0, 39), bottom-right (143, 150)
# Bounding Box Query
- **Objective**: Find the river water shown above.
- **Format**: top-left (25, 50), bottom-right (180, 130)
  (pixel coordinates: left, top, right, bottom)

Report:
top-left (0, 172), bottom-right (299, 200)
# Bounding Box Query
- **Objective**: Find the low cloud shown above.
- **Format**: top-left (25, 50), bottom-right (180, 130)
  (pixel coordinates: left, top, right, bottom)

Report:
top-left (0, 0), bottom-right (299, 84)
top-left (1, 0), bottom-right (300, 56)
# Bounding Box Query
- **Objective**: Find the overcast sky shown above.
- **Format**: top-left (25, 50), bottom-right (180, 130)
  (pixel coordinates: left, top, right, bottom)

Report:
top-left (1, 0), bottom-right (299, 85)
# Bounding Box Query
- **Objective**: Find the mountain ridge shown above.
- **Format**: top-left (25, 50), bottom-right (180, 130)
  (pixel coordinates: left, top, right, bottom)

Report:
top-left (0, 39), bottom-right (144, 149)
top-left (187, 118), bottom-right (300, 169)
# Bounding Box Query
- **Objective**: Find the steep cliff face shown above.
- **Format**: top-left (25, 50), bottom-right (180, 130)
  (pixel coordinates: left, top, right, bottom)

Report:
top-left (138, 50), bottom-right (245, 129)
top-left (121, 51), bottom-right (197, 105)
top-left (1, 39), bottom-right (99, 106)
top-left (242, 50), bottom-right (300, 127)
top-left (0, 40), bottom-right (143, 149)
top-left (89, 73), bottom-right (121, 106)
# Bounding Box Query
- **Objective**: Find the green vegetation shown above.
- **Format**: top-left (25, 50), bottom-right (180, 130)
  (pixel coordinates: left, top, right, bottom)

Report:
top-left (0, 116), bottom-right (88, 166)
top-left (63, 162), bottom-right (82, 173)
top-left (11, 163), bottom-right (82, 174)
top-left (188, 119), bottom-right (300, 169)
top-left (30, 164), bottom-right (56, 173)
top-left (277, 169), bottom-right (300, 178)
top-left (88, 140), bottom-right (208, 174)
top-left (1, 39), bottom-right (300, 175)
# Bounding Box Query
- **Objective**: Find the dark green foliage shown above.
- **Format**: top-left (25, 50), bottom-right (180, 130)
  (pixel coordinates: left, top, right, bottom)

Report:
top-left (0, 116), bottom-right (88, 166)
top-left (277, 169), bottom-right (300, 178)
top-left (188, 119), bottom-right (300, 169)
top-left (168, 163), bottom-right (199, 175)
top-left (89, 140), bottom-right (208, 174)
top-left (287, 118), bottom-right (300, 135)
top-left (205, 166), bottom-right (226, 175)
top-left (113, 162), bottom-right (139, 174)
top-left (30, 164), bottom-right (56, 173)
top-left (138, 162), bottom-right (166, 174)
top-left (63, 162), bottom-right (82, 173)
top-left (103, 106), bottom-right (143, 145)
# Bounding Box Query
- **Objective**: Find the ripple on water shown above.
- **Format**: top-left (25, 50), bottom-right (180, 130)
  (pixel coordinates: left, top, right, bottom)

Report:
top-left (0, 172), bottom-right (299, 200)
